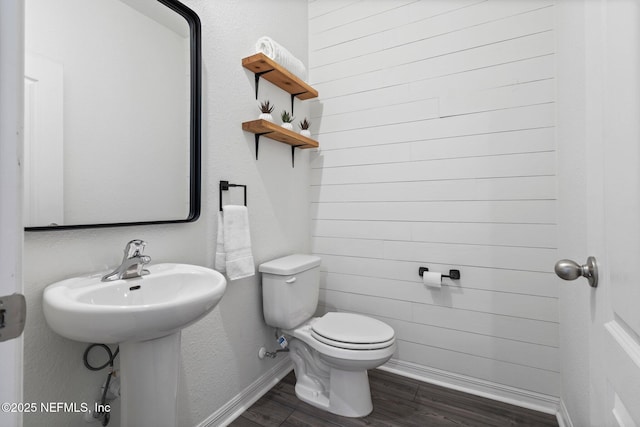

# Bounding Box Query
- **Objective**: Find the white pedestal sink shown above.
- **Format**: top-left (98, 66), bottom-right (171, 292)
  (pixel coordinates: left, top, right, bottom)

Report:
top-left (42, 263), bottom-right (227, 427)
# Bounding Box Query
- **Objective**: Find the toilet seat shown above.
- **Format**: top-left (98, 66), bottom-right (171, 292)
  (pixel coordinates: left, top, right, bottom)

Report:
top-left (288, 313), bottom-right (397, 363)
top-left (310, 312), bottom-right (395, 350)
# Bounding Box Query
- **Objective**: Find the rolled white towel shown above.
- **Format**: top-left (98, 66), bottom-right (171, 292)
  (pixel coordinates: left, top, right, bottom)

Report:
top-left (256, 36), bottom-right (307, 81)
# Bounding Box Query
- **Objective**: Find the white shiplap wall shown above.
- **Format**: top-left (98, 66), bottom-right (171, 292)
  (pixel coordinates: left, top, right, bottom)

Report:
top-left (308, 0), bottom-right (559, 401)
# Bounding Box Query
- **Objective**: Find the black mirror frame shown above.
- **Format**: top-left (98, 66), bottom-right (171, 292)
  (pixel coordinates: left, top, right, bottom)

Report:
top-left (25, 0), bottom-right (201, 231)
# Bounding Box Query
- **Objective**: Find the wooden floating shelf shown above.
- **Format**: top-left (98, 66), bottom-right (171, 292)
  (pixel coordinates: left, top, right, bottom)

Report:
top-left (242, 53), bottom-right (318, 100)
top-left (242, 119), bottom-right (318, 149)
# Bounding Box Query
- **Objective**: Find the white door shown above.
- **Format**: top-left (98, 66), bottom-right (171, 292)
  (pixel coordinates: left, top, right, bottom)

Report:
top-left (23, 53), bottom-right (64, 227)
top-left (0, 1), bottom-right (24, 427)
top-left (557, 0), bottom-right (640, 425)
top-left (597, 0), bottom-right (640, 424)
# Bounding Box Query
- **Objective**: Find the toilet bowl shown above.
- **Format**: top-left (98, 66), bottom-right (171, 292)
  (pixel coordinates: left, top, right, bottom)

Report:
top-left (285, 313), bottom-right (396, 417)
top-left (259, 254), bottom-right (397, 417)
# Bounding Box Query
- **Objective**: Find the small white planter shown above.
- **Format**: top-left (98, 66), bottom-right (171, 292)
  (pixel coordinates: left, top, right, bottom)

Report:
top-left (300, 129), bottom-right (311, 138)
top-left (259, 113), bottom-right (273, 122)
top-left (281, 122), bottom-right (293, 130)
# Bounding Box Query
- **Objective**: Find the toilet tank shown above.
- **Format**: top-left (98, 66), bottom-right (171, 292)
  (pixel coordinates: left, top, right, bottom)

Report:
top-left (259, 254), bottom-right (322, 330)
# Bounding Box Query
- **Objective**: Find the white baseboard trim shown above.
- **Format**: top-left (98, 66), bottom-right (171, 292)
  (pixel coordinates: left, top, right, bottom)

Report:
top-left (379, 358), bottom-right (560, 416)
top-left (196, 356), bottom-right (294, 427)
top-left (556, 399), bottom-right (574, 427)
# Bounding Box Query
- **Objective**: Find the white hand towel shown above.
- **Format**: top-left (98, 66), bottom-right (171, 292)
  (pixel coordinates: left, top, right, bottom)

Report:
top-left (214, 212), bottom-right (226, 273)
top-left (220, 205), bottom-right (255, 281)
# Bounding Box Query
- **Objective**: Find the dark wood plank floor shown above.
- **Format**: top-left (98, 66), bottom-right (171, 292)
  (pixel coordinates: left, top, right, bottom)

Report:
top-left (229, 369), bottom-right (558, 427)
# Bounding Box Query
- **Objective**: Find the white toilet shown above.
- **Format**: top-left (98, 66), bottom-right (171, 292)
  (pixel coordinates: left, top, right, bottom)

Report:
top-left (259, 254), bottom-right (396, 417)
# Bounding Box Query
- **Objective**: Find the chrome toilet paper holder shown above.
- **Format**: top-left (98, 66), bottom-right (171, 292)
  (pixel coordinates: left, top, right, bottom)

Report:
top-left (418, 267), bottom-right (461, 280)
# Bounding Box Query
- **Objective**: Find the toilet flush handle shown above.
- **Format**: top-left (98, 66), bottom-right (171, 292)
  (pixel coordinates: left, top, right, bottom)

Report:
top-left (285, 277), bottom-right (296, 284)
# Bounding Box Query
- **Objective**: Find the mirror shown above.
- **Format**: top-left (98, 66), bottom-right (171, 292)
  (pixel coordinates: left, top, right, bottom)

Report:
top-left (24, 0), bottom-right (201, 230)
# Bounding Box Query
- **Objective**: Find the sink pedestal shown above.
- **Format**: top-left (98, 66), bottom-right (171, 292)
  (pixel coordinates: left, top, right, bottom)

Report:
top-left (119, 332), bottom-right (181, 427)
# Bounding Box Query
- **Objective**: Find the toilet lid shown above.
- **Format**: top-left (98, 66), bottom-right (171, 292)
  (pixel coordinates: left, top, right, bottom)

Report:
top-left (311, 313), bottom-right (395, 350)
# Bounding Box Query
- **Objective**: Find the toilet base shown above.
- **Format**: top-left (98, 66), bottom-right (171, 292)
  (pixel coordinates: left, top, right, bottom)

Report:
top-left (289, 339), bottom-right (374, 418)
top-left (294, 366), bottom-right (373, 417)
top-left (330, 368), bottom-right (373, 417)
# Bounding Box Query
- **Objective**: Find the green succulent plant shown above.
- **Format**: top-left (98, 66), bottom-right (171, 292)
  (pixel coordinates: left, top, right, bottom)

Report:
top-left (298, 118), bottom-right (311, 130)
top-left (280, 110), bottom-right (294, 123)
top-left (259, 100), bottom-right (275, 114)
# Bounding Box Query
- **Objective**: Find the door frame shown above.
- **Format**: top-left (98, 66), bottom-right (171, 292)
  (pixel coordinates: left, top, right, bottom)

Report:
top-left (0, 1), bottom-right (25, 426)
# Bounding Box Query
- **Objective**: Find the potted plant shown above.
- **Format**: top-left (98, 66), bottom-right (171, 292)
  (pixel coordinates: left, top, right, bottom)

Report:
top-left (280, 110), bottom-right (294, 130)
top-left (299, 118), bottom-right (311, 137)
top-left (258, 100), bottom-right (275, 122)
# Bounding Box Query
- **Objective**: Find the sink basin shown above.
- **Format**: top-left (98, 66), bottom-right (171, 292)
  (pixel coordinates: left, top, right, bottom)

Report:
top-left (42, 261), bottom-right (227, 427)
top-left (43, 263), bottom-right (227, 343)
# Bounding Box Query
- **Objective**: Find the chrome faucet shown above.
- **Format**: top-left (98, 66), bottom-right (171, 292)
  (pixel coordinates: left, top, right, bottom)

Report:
top-left (101, 239), bottom-right (151, 282)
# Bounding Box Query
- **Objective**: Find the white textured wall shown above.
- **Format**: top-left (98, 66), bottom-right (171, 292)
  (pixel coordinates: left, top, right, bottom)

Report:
top-left (23, 1), bottom-right (310, 426)
top-left (309, 0), bottom-right (559, 398)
